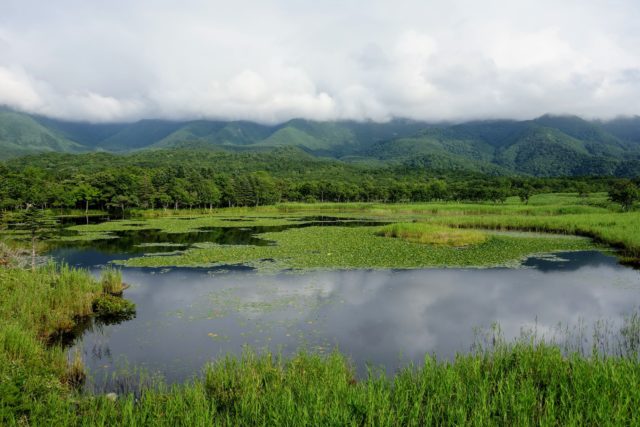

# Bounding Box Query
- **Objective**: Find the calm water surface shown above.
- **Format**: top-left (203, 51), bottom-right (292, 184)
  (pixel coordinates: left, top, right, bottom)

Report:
top-left (47, 218), bottom-right (640, 391)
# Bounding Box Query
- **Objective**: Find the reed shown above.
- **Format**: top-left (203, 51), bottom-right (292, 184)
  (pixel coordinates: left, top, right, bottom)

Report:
top-left (100, 266), bottom-right (126, 295)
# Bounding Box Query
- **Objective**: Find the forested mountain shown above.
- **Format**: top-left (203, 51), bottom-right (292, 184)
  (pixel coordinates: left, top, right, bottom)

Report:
top-left (0, 110), bottom-right (86, 158)
top-left (1, 107), bottom-right (640, 177)
top-left (599, 116), bottom-right (640, 144)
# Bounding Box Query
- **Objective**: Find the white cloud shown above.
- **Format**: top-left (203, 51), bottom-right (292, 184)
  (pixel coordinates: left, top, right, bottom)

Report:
top-left (0, 0), bottom-right (638, 123)
top-left (0, 66), bottom-right (43, 111)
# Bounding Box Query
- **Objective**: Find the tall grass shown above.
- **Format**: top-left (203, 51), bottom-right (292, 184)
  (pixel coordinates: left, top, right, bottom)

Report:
top-left (0, 262), bottom-right (137, 425)
top-left (377, 223), bottom-right (487, 246)
top-left (0, 241), bottom-right (31, 268)
top-left (0, 263), bottom-right (101, 339)
top-left (100, 266), bottom-right (126, 295)
top-left (0, 264), bottom-right (101, 423)
top-left (18, 336), bottom-right (640, 426)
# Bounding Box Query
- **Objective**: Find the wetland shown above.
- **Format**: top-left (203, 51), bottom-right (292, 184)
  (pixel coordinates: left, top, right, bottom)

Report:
top-left (36, 200), bottom-right (640, 392)
top-left (4, 194), bottom-right (640, 424)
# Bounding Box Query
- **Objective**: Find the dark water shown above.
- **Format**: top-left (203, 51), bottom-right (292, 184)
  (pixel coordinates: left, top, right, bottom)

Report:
top-left (46, 217), bottom-right (640, 392)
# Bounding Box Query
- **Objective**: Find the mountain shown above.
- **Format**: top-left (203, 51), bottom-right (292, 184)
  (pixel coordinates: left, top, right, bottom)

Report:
top-left (33, 115), bottom-right (128, 148)
top-left (152, 121), bottom-right (275, 149)
top-left (0, 110), bottom-right (86, 159)
top-left (364, 117), bottom-right (640, 176)
top-left (1, 107), bottom-right (639, 177)
top-left (97, 120), bottom-right (186, 151)
top-left (599, 116), bottom-right (640, 145)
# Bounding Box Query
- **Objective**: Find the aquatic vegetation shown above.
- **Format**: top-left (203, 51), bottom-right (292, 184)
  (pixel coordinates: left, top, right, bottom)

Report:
top-left (122, 225), bottom-right (593, 270)
top-left (0, 263), bottom-right (101, 338)
top-left (92, 294), bottom-right (136, 320)
top-left (377, 222), bottom-right (487, 246)
top-left (54, 232), bottom-right (117, 242)
top-left (0, 264), bottom-right (104, 422)
top-left (50, 192), bottom-right (640, 269)
top-left (67, 215), bottom-right (302, 235)
top-left (276, 195), bottom-right (640, 262)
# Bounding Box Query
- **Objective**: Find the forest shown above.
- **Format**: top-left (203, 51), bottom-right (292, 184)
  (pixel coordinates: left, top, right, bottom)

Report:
top-left (0, 148), bottom-right (625, 213)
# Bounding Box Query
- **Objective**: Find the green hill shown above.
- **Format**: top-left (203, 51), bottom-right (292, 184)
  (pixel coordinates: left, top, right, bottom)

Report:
top-left (364, 120), bottom-right (637, 177)
top-left (153, 121), bottom-right (274, 149)
top-left (32, 115), bottom-right (127, 148)
top-left (600, 116), bottom-right (640, 145)
top-left (1, 108), bottom-right (639, 176)
top-left (0, 111), bottom-right (86, 159)
top-left (97, 120), bottom-right (184, 151)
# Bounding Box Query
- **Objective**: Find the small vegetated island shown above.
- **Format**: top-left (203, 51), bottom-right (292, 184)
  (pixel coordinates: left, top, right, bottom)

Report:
top-left (2, 118), bottom-right (640, 425)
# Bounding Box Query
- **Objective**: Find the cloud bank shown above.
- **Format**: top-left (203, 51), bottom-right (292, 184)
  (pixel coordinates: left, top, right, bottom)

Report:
top-left (0, 0), bottom-right (639, 123)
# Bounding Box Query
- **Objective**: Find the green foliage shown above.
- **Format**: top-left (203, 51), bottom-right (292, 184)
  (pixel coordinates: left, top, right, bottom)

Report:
top-left (100, 267), bottom-right (125, 295)
top-left (0, 111), bottom-right (86, 160)
top-left (601, 116), bottom-right (640, 144)
top-left (3, 196), bottom-right (640, 424)
top-left (14, 208), bottom-right (58, 270)
top-left (16, 207), bottom-right (53, 235)
top-left (0, 264), bottom-right (97, 423)
top-left (0, 146), bottom-right (619, 214)
top-left (92, 294), bottom-right (136, 319)
top-left (608, 179), bottom-right (639, 210)
top-left (0, 264), bottom-right (100, 338)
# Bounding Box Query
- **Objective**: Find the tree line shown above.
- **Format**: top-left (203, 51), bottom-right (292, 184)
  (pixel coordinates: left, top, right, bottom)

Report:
top-left (0, 167), bottom-right (624, 214)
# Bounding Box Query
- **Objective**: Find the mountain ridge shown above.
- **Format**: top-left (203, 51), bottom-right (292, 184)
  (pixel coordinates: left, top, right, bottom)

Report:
top-left (1, 108), bottom-right (640, 177)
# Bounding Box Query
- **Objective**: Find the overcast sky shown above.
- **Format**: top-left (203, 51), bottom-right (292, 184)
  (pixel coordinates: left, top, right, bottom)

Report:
top-left (0, 0), bottom-right (639, 123)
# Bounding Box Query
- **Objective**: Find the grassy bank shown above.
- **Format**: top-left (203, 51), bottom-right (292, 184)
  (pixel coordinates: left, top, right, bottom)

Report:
top-left (9, 336), bottom-right (640, 425)
top-left (0, 262), bottom-right (134, 424)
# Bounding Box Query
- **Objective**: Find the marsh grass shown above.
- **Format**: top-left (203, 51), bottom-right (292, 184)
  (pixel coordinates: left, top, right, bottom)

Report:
top-left (0, 260), bottom-right (138, 424)
top-left (66, 348), bottom-right (86, 388)
top-left (92, 294), bottom-right (136, 320)
top-left (100, 266), bottom-right (126, 295)
top-left (377, 223), bottom-right (487, 247)
top-left (0, 263), bottom-right (101, 339)
top-left (0, 241), bottom-right (30, 268)
top-left (0, 263), bottom-right (101, 423)
top-left (20, 330), bottom-right (640, 426)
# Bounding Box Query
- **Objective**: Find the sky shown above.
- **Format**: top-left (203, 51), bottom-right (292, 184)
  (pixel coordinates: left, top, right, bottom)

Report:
top-left (0, 0), bottom-right (639, 123)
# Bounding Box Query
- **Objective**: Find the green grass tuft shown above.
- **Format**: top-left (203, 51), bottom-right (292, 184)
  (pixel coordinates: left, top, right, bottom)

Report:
top-left (92, 294), bottom-right (136, 319)
top-left (377, 222), bottom-right (487, 246)
top-left (100, 266), bottom-right (126, 295)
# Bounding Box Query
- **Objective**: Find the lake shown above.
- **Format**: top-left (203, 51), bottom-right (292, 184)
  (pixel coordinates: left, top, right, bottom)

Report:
top-left (48, 217), bottom-right (640, 393)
